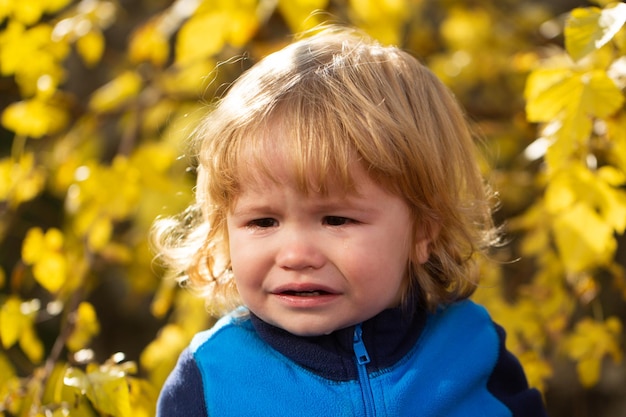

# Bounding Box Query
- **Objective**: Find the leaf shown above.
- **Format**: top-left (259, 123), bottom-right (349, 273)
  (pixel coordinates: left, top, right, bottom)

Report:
top-left (88, 71), bottom-right (143, 113)
top-left (21, 227), bottom-right (46, 264)
top-left (0, 351), bottom-right (16, 383)
top-left (76, 29), bottom-right (105, 67)
top-left (1, 98), bottom-right (69, 138)
top-left (128, 378), bottom-right (158, 417)
top-left (65, 365), bottom-right (132, 417)
top-left (0, 153), bottom-right (46, 206)
top-left (576, 357), bottom-right (602, 387)
top-left (20, 324), bottom-right (44, 363)
top-left (278, 0), bottom-right (330, 33)
top-left (175, 13), bottom-right (228, 64)
top-left (553, 202), bottom-right (615, 272)
top-left (0, 297), bottom-right (28, 348)
top-left (224, 9), bottom-right (259, 47)
top-left (0, 297), bottom-right (43, 362)
top-left (565, 3), bottom-right (626, 61)
top-left (67, 302), bottom-right (101, 352)
top-left (85, 368), bottom-right (132, 417)
top-left (564, 317), bottom-right (623, 387)
top-left (87, 216), bottom-right (113, 251)
top-left (439, 7), bottom-right (491, 49)
top-left (128, 19), bottom-right (170, 66)
top-left (544, 170), bottom-right (577, 213)
top-left (525, 69), bottom-right (624, 123)
top-left (22, 227), bottom-right (67, 293)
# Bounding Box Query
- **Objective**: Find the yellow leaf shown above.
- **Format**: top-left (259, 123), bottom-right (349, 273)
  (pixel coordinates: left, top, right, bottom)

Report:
top-left (525, 68), bottom-right (572, 122)
top-left (0, 153), bottom-right (46, 208)
top-left (128, 378), bottom-right (158, 417)
top-left (44, 227), bottom-right (64, 250)
top-left (22, 227), bottom-right (67, 293)
top-left (67, 302), bottom-right (100, 352)
top-left (33, 251), bottom-right (67, 293)
top-left (20, 324), bottom-right (44, 363)
top-left (349, 0), bottom-right (410, 45)
top-left (140, 324), bottom-right (188, 386)
top-left (440, 7), bottom-right (491, 49)
top-left (0, 22), bottom-right (69, 95)
top-left (89, 71), bottom-right (142, 113)
top-left (22, 227), bottom-right (46, 264)
top-left (565, 3), bottom-right (626, 61)
top-left (129, 20), bottom-right (170, 66)
top-left (553, 202), bottom-right (615, 272)
top-left (525, 69), bottom-right (624, 123)
top-left (576, 357), bottom-right (601, 387)
top-left (76, 29), bottom-right (105, 67)
top-left (176, 13), bottom-right (227, 64)
top-left (0, 297), bottom-right (42, 363)
top-left (10, 0), bottom-right (45, 25)
top-left (551, 163), bottom-right (626, 233)
top-left (565, 317), bottom-right (623, 387)
top-left (607, 113), bottom-right (626, 172)
top-left (158, 60), bottom-right (215, 95)
top-left (225, 9), bottom-right (258, 47)
top-left (278, 0), bottom-right (329, 33)
top-left (1, 98), bottom-right (69, 138)
top-left (85, 368), bottom-right (132, 417)
top-left (0, 351), bottom-right (16, 382)
top-left (597, 165), bottom-right (626, 186)
top-left (544, 171), bottom-right (576, 213)
top-left (0, 297), bottom-right (27, 348)
top-left (517, 351), bottom-right (553, 393)
top-left (87, 216), bottom-right (112, 251)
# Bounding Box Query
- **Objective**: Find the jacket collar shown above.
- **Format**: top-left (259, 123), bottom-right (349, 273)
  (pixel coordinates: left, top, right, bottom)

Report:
top-left (249, 299), bottom-right (427, 381)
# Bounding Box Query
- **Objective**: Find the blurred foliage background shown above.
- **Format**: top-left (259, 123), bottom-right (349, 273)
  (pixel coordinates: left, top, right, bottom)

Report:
top-left (1, 0), bottom-right (626, 416)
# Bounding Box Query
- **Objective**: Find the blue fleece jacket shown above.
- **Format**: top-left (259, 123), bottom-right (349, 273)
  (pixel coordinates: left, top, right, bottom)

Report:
top-left (157, 299), bottom-right (547, 416)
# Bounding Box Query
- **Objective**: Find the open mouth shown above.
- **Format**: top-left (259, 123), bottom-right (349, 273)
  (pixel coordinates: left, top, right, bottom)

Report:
top-left (281, 290), bottom-right (331, 296)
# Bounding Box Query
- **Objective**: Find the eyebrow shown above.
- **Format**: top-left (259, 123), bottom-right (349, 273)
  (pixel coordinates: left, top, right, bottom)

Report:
top-left (230, 193), bottom-right (375, 216)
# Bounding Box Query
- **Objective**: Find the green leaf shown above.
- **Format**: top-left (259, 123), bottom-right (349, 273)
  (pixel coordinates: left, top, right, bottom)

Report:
top-left (565, 3), bottom-right (626, 61)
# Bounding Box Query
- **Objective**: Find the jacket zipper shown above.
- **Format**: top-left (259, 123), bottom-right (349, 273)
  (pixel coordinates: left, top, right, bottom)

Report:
top-left (353, 324), bottom-right (376, 417)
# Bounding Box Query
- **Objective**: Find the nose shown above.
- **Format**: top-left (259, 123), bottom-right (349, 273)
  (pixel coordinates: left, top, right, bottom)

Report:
top-left (275, 228), bottom-right (326, 270)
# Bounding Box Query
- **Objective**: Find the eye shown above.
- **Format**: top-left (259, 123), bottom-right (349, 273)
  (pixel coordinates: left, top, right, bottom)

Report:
top-left (323, 216), bottom-right (353, 226)
top-left (247, 218), bottom-right (277, 228)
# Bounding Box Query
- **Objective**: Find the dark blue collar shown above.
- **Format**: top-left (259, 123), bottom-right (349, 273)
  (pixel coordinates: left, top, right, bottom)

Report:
top-left (250, 302), bottom-right (427, 381)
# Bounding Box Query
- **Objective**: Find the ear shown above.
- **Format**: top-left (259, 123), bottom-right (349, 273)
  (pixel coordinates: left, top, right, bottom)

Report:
top-left (414, 222), bottom-right (440, 264)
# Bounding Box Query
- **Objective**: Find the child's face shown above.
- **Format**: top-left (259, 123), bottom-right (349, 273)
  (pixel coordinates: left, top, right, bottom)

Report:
top-left (227, 159), bottom-right (424, 336)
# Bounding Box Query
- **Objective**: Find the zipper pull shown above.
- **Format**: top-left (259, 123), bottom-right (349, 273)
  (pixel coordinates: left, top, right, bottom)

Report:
top-left (353, 324), bottom-right (370, 365)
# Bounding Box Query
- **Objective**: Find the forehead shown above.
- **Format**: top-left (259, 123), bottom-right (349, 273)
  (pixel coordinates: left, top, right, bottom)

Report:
top-left (232, 154), bottom-right (398, 212)
top-left (232, 120), bottom-right (359, 197)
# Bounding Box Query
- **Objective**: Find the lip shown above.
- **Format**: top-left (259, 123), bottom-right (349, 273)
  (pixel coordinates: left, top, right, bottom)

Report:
top-left (271, 283), bottom-right (341, 308)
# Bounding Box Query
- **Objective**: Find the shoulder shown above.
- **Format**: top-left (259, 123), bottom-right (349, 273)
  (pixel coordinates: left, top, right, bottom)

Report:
top-left (189, 307), bottom-right (253, 354)
top-left (156, 309), bottom-right (253, 417)
top-left (424, 299), bottom-right (496, 346)
top-left (424, 300), bottom-right (548, 416)
top-left (156, 348), bottom-right (208, 417)
top-left (415, 300), bottom-right (500, 374)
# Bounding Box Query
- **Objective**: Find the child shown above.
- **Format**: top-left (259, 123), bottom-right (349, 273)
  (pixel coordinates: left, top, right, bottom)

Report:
top-left (154, 26), bottom-right (548, 416)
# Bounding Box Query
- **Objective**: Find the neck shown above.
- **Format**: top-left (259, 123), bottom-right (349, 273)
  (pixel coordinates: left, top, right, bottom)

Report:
top-left (249, 299), bottom-right (427, 381)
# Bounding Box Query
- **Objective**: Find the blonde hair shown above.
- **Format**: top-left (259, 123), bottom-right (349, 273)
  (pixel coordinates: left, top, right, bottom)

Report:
top-left (151, 26), bottom-right (498, 315)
